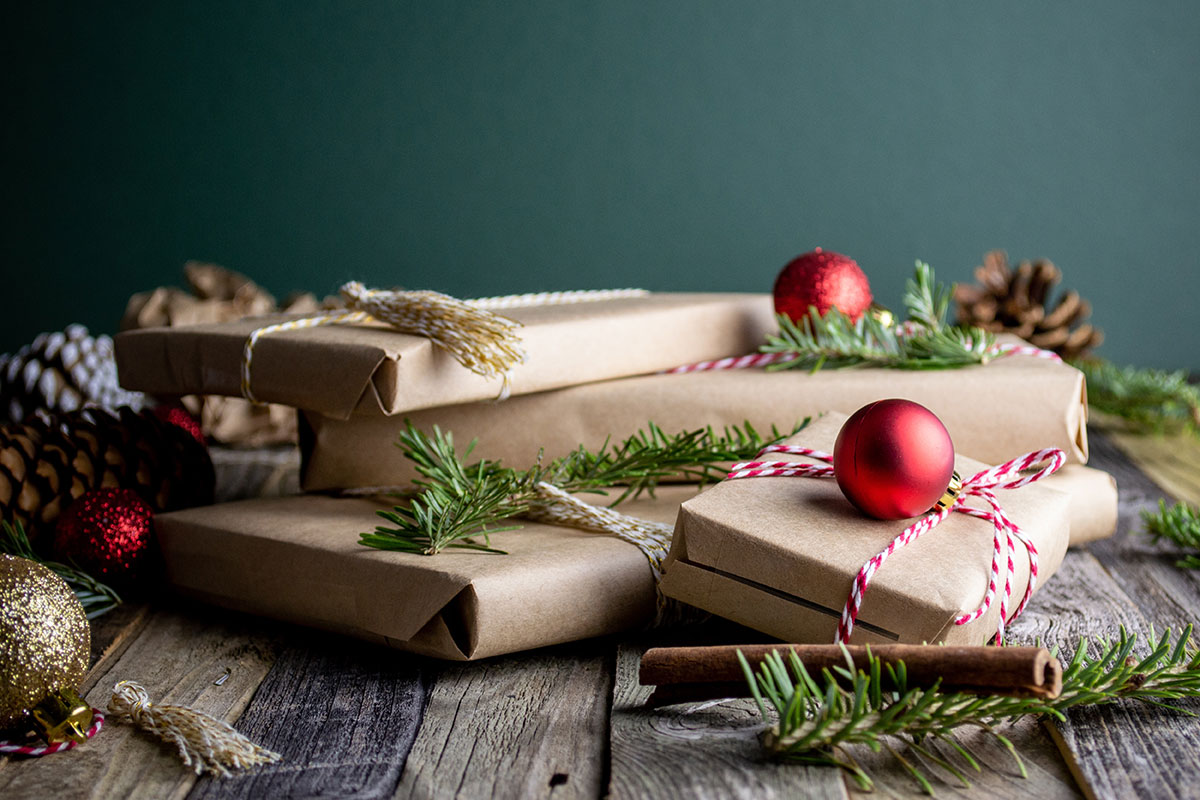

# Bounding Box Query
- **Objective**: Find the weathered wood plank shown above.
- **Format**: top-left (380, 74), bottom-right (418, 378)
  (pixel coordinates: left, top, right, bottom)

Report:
top-left (1085, 431), bottom-right (1200, 624)
top-left (609, 637), bottom-right (847, 800)
top-left (394, 640), bottom-right (613, 800)
top-left (0, 603), bottom-right (282, 800)
top-left (844, 717), bottom-right (1082, 799)
top-left (1010, 550), bottom-right (1200, 800)
top-left (187, 632), bottom-right (426, 800)
top-left (1097, 425), bottom-right (1200, 507)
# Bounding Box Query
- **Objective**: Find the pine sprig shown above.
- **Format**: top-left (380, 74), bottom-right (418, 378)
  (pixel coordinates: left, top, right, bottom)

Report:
top-left (361, 419), bottom-right (807, 555)
top-left (760, 262), bottom-right (996, 372)
top-left (1073, 358), bottom-right (1200, 434)
top-left (1, 520), bottom-right (121, 619)
top-left (740, 626), bottom-right (1200, 794)
top-left (1143, 500), bottom-right (1200, 569)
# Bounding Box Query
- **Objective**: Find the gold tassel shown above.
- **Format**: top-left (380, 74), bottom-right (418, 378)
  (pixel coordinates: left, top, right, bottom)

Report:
top-left (107, 681), bottom-right (281, 778)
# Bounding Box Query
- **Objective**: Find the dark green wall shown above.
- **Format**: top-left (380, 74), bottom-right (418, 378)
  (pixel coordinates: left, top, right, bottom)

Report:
top-left (8, 2), bottom-right (1199, 368)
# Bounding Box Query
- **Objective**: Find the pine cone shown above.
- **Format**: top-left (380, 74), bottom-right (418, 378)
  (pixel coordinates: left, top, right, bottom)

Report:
top-left (954, 251), bottom-right (1104, 360)
top-left (0, 324), bottom-right (145, 423)
top-left (0, 407), bottom-right (213, 541)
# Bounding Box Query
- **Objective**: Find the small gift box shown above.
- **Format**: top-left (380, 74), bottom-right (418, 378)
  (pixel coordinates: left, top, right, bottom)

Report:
top-left (115, 291), bottom-right (774, 419)
top-left (658, 413), bottom-right (1072, 646)
top-left (154, 486), bottom-right (698, 660)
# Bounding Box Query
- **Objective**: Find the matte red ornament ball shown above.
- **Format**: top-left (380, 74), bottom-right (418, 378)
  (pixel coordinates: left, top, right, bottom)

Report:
top-left (773, 248), bottom-right (873, 323)
top-left (54, 488), bottom-right (154, 584)
top-left (833, 399), bottom-right (956, 520)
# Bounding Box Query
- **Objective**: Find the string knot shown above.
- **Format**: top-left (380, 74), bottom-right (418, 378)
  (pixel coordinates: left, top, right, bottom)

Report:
top-left (725, 445), bottom-right (1065, 645)
top-left (106, 680), bottom-right (281, 777)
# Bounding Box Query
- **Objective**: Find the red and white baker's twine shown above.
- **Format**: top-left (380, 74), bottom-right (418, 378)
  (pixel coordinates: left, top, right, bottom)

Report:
top-left (725, 445), bottom-right (1065, 644)
top-left (662, 338), bottom-right (1061, 375)
top-left (0, 711), bottom-right (104, 756)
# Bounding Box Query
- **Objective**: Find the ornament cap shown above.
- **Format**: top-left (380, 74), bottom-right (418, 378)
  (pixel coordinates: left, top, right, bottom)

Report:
top-left (32, 687), bottom-right (93, 744)
top-left (933, 471), bottom-right (963, 512)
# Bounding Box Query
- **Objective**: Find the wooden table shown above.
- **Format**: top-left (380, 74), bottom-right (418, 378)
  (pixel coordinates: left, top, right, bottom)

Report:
top-left (1, 430), bottom-right (1198, 799)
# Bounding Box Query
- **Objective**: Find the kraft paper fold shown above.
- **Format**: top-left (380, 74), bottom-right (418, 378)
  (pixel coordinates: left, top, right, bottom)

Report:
top-left (299, 337), bottom-right (1088, 484)
top-left (154, 486), bottom-right (700, 660)
top-left (115, 293), bottom-right (775, 419)
top-left (658, 413), bottom-right (1072, 646)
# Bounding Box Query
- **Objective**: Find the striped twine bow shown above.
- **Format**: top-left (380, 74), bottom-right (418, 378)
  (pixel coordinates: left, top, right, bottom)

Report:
top-left (0, 712), bottom-right (104, 757)
top-left (241, 284), bottom-right (648, 404)
top-left (725, 444), bottom-right (1066, 644)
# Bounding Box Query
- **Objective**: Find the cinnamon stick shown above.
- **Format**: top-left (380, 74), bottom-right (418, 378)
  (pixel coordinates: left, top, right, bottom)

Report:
top-left (639, 644), bottom-right (1061, 707)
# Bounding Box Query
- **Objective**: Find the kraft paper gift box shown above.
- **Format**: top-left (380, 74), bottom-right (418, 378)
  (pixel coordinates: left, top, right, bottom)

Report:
top-left (658, 414), bottom-right (1073, 646)
top-left (154, 486), bottom-right (701, 660)
top-left (115, 292), bottom-right (775, 419)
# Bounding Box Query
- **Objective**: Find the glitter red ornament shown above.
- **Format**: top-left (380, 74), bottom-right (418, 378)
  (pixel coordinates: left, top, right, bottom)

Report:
top-left (151, 403), bottom-right (205, 444)
top-left (773, 248), bottom-right (873, 323)
top-left (53, 489), bottom-right (154, 584)
top-left (833, 399), bottom-right (957, 520)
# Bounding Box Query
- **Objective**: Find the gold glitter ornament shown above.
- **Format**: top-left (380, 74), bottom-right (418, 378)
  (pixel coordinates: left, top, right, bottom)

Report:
top-left (0, 554), bottom-right (91, 736)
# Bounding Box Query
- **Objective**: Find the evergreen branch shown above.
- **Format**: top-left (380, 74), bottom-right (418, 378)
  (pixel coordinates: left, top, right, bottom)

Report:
top-left (1143, 500), bottom-right (1200, 569)
top-left (1073, 358), bottom-right (1200, 434)
top-left (361, 419), bottom-right (808, 555)
top-left (740, 626), bottom-right (1200, 794)
top-left (1, 519), bottom-right (122, 619)
top-left (761, 262), bottom-right (995, 372)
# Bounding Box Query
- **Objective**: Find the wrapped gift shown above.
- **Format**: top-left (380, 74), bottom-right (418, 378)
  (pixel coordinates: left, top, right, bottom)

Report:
top-left (658, 414), bottom-right (1072, 646)
top-left (115, 292), bottom-right (774, 419)
top-left (298, 338), bottom-right (1089, 489)
top-left (154, 486), bottom-right (699, 660)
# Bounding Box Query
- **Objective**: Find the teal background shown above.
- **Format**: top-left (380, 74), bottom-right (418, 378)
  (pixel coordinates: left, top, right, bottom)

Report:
top-left (7, 2), bottom-right (1199, 368)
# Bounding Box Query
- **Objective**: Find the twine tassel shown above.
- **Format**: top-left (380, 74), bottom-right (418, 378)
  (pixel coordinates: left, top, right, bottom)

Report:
top-left (107, 681), bottom-right (281, 778)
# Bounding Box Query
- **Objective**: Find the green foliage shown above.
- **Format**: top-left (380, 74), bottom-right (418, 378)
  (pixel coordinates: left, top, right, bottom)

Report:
top-left (761, 262), bottom-right (996, 372)
top-left (740, 626), bottom-right (1200, 794)
top-left (1074, 358), bottom-right (1200, 434)
top-left (1, 520), bottom-right (121, 619)
top-left (1143, 500), bottom-right (1200, 569)
top-left (361, 419), bottom-right (807, 555)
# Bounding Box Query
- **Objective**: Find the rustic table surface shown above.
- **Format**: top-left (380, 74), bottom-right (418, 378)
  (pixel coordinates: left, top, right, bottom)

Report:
top-left (1, 427), bottom-right (1199, 800)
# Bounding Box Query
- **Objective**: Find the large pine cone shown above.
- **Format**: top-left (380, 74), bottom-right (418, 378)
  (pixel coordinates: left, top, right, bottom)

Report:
top-left (0, 407), bottom-right (213, 540)
top-left (0, 325), bottom-right (144, 423)
top-left (953, 251), bottom-right (1103, 360)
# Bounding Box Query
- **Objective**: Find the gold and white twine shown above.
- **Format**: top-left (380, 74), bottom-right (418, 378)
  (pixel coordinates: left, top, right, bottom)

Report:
top-left (107, 681), bottom-right (281, 778)
top-left (240, 284), bottom-right (648, 404)
top-left (527, 482), bottom-right (688, 624)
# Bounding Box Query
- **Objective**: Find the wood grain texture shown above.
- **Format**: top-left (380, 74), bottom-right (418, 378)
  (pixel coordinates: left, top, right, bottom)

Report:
top-left (609, 639), bottom-right (847, 800)
top-left (844, 717), bottom-right (1083, 800)
top-left (1086, 431), bottom-right (1200, 624)
top-left (187, 633), bottom-right (427, 800)
top-left (0, 603), bottom-right (282, 800)
top-left (394, 640), bottom-right (613, 800)
top-left (1010, 540), bottom-right (1200, 799)
top-left (1097, 425), bottom-right (1200, 507)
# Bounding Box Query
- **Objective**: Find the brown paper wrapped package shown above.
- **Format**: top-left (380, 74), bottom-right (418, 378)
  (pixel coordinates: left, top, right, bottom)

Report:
top-left (658, 414), bottom-right (1072, 646)
top-left (154, 486), bottom-right (700, 660)
top-left (115, 292), bottom-right (775, 419)
top-left (299, 339), bottom-right (1088, 481)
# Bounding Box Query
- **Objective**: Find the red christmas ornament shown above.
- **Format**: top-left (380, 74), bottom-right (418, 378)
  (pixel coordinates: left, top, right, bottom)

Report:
top-left (773, 248), bottom-right (873, 323)
top-left (53, 488), bottom-right (154, 584)
top-left (833, 399), bottom-right (956, 520)
top-left (152, 403), bottom-right (205, 444)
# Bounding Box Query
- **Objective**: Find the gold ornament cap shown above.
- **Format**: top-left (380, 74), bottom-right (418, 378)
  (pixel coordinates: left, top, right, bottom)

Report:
top-left (32, 687), bottom-right (93, 743)
top-left (933, 471), bottom-right (963, 512)
top-left (868, 304), bottom-right (895, 328)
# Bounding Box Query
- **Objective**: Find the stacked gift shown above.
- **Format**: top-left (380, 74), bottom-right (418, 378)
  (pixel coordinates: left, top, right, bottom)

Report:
top-left (117, 282), bottom-right (1117, 659)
